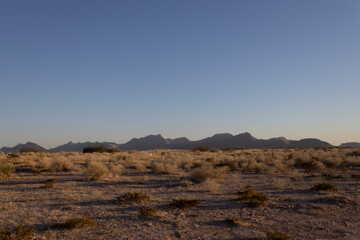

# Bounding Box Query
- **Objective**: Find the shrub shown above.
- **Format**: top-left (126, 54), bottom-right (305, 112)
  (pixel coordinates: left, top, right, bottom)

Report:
top-left (85, 161), bottom-right (108, 181)
top-left (300, 160), bottom-right (324, 173)
top-left (6, 153), bottom-right (20, 159)
top-left (0, 162), bottom-right (15, 179)
top-left (150, 161), bottom-right (179, 175)
top-left (191, 146), bottom-right (211, 152)
top-left (237, 186), bottom-right (268, 207)
top-left (139, 207), bottom-right (157, 218)
top-left (345, 151), bottom-right (360, 157)
top-left (83, 146), bottom-right (120, 153)
top-left (50, 158), bottom-right (74, 172)
top-left (43, 179), bottom-right (57, 188)
top-left (215, 162), bottom-right (237, 170)
top-left (170, 198), bottom-right (201, 210)
top-left (116, 192), bottom-right (150, 204)
top-left (351, 174), bottom-right (360, 180)
top-left (225, 217), bottom-right (242, 225)
top-left (311, 182), bottom-right (337, 192)
top-left (266, 230), bottom-right (292, 240)
top-left (322, 173), bottom-right (344, 180)
top-left (0, 224), bottom-right (35, 240)
top-left (54, 216), bottom-right (96, 230)
top-left (189, 164), bottom-right (225, 183)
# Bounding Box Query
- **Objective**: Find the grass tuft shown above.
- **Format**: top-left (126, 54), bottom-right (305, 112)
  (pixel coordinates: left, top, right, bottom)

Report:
top-left (237, 186), bottom-right (268, 207)
top-left (170, 198), bottom-right (201, 210)
top-left (0, 224), bottom-right (35, 240)
top-left (116, 192), bottom-right (150, 204)
top-left (311, 182), bottom-right (337, 192)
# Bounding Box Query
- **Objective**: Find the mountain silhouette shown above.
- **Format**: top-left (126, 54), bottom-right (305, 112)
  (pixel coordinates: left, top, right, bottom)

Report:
top-left (1, 132), bottom-right (358, 153)
top-left (339, 142), bottom-right (360, 148)
top-left (1, 142), bottom-right (47, 154)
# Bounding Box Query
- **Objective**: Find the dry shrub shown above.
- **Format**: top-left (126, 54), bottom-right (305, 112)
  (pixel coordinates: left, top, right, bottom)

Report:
top-left (351, 174), bottom-right (360, 180)
top-left (116, 192), bottom-right (150, 204)
top-left (109, 164), bottom-right (123, 176)
top-left (0, 162), bottom-right (15, 179)
top-left (54, 216), bottom-right (96, 230)
top-left (150, 160), bottom-right (179, 175)
top-left (202, 179), bottom-right (220, 193)
top-left (170, 198), bottom-right (201, 210)
top-left (225, 217), bottom-right (242, 225)
top-left (50, 158), bottom-right (74, 172)
top-left (139, 207), bottom-right (157, 218)
top-left (43, 179), bottom-right (57, 188)
top-left (189, 164), bottom-right (226, 183)
top-left (85, 161), bottom-right (108, 181)
top-left (237, 186), bottom-right (268, 207)
top-left (0, 224), bottom-right (35, 240)
top-left (311, 182), bottom-right (337, 192)
top-left (266, 230), bottom-right (292, 240)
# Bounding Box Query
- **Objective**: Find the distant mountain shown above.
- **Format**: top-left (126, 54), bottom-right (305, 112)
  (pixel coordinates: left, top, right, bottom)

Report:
top-left (120, 134), bottom-right (169, 150)
top-left (339, 142), bottom-right (360, 148)
top-left (48, 141), bottom-right (118, 153)
top-left (1, 142), bottom-right (47, 154)
top-left (2, 132), bottom-right (354, 153)
top-left (288, 138), bottom-right (333, 148)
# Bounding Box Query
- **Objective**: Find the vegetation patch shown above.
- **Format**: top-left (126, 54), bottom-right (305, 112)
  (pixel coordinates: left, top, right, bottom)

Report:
top-left (189, 164), bottom-right (225, 183)
top-left (237, 186), bottom-right (268, 207)
top-left (0, 162), bottom-right (15, 179)
top-left (83, 146), bottom-right (119, 153)
top-left (322, 173), bottom-right (344, 180)
top-left (54, 216), bottom-right (96, 230)
top-left (351, 174), bottom-right (360, 180)
top-left (0, 224), bottom-right (35, 240)
top-left (225, 217), bottom-right (242, 225)
top-left (43, 179), bottom-right (57, 188)
top-left (266, 230), bottom-right (292, 240)
top-left (311, 182), bottom-right (337, 192)
top-left (139, 207), bottom-right (157, 218)
top-left (116, 192), bottom-right (150, 204)
top-left (170, 198), bottom-right (201, 210)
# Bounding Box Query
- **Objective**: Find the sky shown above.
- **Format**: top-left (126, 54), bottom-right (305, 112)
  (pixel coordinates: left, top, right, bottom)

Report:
top-left (1, 0), bottom-right (360, 148)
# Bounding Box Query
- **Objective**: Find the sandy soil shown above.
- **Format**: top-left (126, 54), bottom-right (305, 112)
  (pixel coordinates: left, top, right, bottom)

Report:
top-left (0, 150), bottom-right (359, 240)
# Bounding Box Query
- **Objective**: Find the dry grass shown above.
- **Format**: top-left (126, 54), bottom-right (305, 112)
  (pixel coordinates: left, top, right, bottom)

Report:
top-left (237, 186), bottom-right (268, 207)
top-left (116, 192), bottom-right (150, 204)
top-left (170, 198), bottom-right (202, 210)
top-left (0, 224), bottom-right (35, 240)
top-left (266, 230), bottom-right (292, 240)
top-left (189, 163), bottom-right (226, 183)
top-left (0, 162), bottom-right (14, 179)
top-left (311, 182), bottom-right (337, 192)
top-left (43, 179), bottom-right (57, 188)
top-left (139, 207), bottom-right (157, 218)
top-left (85, 161), bottom-right (108, 181)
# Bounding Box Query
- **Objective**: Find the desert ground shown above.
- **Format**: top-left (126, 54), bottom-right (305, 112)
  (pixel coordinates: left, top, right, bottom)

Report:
top-left (0, 148), bottom-right (359, 240)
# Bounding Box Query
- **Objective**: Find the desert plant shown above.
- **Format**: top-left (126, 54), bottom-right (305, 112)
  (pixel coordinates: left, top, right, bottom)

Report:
top-left (189, 164), bottom-right (225, 183)
top-left (54, 216), bottom-right (96, 230)
top-left (0, 162), bottom-right (15, 179)
top-left (116, 192), bottom-right (150, 204)
top-left (150, 161), bottom-right (179, 175)
top-left (170, 198), bottom-right (201, 209)
top-left (311, 182), bottom-right (337, 192)
top-left (351, 174), bottom-right (360, 180)
top-left (237, 186), bottom-right (268, 207)
top-left (0, 224), bottom-right (35, 240)
top-left (50, 158), bottom-right (74, 172)
top-left (139, 207), bottom-right (157, 218)
top-left (85, 161), bottom-right (108, 181)
top-left (191, 145), bottom-right (211, 152)
top-left (266, 230), bottom-right (292, 240)
top-left (43, 179), bottom-right (57, 188)
top-left (225, 217), bottom-right (242, 225)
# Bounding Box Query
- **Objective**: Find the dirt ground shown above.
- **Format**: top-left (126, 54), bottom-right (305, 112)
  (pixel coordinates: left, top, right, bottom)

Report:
top-left (0, 149), bottom-right (359, 239)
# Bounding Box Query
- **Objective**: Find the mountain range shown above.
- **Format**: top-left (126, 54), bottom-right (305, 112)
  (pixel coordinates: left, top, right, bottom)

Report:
top-left (1, 132), bottom-right (359, 153)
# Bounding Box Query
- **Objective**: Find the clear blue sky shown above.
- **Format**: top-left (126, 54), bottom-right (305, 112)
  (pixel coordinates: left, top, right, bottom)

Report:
top-left (1, 0), bottom-right (359, 148)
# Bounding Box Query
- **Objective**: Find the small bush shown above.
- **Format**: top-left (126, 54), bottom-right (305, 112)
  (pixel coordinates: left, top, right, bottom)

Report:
top-left (150, 161), bottom-right (179, 175)
top-left (191, 146), bottom-right (211, 152)
top-left (311, 182), bottom-right (337, 192)
top-left (215, 162), bottom-right (237, 170)
top-left (139, 207), bottom-right (157, 218)
top-left (322, 173), bottom-right (344, 180)
top-left (300, 161), bottom-right (324, 173)
top-left (189, 164), bottom-right (225, 183)
top-left (0, 224), bottom-right (35, 240)
top-left (237, 186), bottom-right (268, 207)
top-left (266, 230), bottom-right (292, 240)
top-left (50, 158), bottom-right (74, 172)
top-left (170, 198), bottom-right (201, 210)
top-left (83, 146), bottom-right (119, 153)
top-left (0, 162), bottom-right (15, 179)
top-left (345, 151), bottom-right (360, 157)
top-left (116, 192), bottom-right (150, 204)
top-left (54, 216), bottom-right (96, 230)
top-left (6, 153), bottom-right (20, 159)
top-left (43, 179), bottom-right (57, 188)
top-left (225, 217), bottom-right (242, 225)
top-left (85, 161), bottom-right (108, 181)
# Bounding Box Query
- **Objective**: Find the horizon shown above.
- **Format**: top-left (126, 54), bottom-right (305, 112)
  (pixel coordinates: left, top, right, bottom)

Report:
top-left (0, 131), bottom-right (357, 149)
top-left (1, 1), bottom-right (360, 149)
